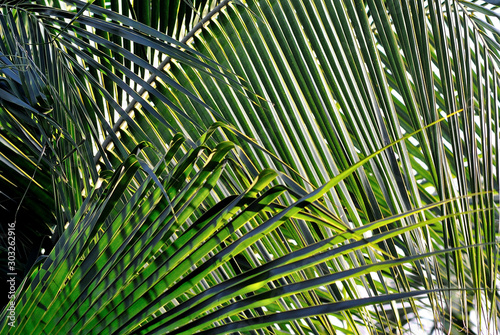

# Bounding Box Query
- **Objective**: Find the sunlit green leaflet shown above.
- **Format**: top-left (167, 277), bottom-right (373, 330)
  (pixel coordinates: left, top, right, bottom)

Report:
top-left (0, 110), bottom-right (480, 334)
top-left (153, 1), bottom-right (499, 332)
top-left (0, 131), bottom-right (338, 334)
top-left (0, 124), bottom-right (480, 334)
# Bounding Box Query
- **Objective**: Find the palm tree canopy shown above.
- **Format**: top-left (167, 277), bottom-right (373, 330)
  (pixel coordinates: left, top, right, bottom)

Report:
top-left (1, 0), bottom-right (499, 334)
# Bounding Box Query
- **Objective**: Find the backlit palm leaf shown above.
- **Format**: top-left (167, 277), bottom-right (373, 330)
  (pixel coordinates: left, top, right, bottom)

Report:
top-left (0, 0), bottom-right (499, 334)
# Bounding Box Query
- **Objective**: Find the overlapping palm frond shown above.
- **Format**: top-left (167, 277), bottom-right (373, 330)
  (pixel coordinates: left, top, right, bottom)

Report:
top-left (0, 126), bottom-right (482, 335)
top-left (0, 0), bottom-right (499, 334)
top-left (128, 0), bottom-right (500, 332)
top-left (0, 0), bottom-right (231, 285)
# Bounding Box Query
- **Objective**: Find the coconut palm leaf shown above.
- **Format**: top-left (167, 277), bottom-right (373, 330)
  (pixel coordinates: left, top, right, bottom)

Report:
top-left (0, 0), bottom-right (499, 334)
top-left (0, 0), bottom-right (232, 287)
top-left (117, 0), bottom-right (500, 332)
top-left (0, 127), bottom-right (486, 334)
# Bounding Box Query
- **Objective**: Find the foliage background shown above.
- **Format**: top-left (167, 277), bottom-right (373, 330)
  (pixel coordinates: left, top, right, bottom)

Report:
top-left (0, 0), bottom-right (499, 334)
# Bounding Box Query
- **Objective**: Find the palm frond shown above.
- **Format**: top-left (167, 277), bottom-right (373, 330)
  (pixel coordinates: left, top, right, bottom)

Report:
top-left (0, 0), bottom-right (499, 334)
